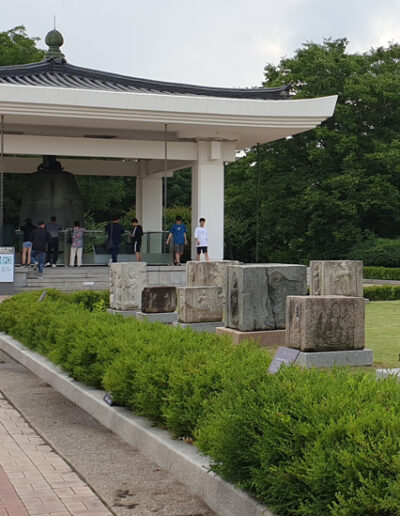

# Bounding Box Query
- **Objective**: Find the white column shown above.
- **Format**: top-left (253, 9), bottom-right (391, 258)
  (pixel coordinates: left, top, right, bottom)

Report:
top-left (136, 165), bottom-right (163, 231)
top-left (191, 141), bottom-right (225, 260)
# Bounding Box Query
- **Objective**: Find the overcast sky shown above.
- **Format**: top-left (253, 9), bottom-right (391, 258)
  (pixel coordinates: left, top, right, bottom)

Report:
top-left (2, 0), bottom-right (400, 88)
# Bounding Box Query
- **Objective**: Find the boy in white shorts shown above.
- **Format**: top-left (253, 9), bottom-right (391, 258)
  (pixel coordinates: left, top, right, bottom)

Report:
top-left (194, 218), bottom-right (210, 261)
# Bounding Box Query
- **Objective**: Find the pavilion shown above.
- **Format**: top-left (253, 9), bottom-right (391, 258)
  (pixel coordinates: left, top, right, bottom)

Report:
top-left (0, 29), bottom-right (337, 259)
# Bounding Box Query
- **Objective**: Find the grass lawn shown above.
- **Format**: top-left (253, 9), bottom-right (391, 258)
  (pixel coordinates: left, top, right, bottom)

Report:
top-left (366, 300), bottom-right (400, 368)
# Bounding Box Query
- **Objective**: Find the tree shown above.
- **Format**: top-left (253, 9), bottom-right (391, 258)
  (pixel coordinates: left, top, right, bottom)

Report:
top-left (0, 26), bottom-right (45, 65)
top-left (225, 39), bottom-right (400, 262)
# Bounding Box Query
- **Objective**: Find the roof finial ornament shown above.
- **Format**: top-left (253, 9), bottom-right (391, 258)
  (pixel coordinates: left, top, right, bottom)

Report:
top-left (44, 23), bottom-right (66, 63)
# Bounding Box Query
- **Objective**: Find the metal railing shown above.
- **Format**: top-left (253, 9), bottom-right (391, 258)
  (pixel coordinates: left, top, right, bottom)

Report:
top-left (14, 230), bottom-right (173, 265)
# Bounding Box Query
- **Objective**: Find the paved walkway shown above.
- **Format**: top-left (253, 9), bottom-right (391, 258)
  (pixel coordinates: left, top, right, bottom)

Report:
top-left (0, 393), bottom-right (111, 516)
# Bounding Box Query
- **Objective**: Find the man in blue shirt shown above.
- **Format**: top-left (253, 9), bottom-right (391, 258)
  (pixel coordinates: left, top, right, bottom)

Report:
top-left (165, 216), bottom-right (187, 265)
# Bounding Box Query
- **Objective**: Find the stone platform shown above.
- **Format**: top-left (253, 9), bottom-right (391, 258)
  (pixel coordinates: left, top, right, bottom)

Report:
top-left (136, 311), bottom-right (178, 324)
top-left (216, 327), bottom-right (285, 347)
top-left (174, 321), bottom-right (225, 333)
top-left (294, 349), bottom-right (373, 368)
top-left (107, 308), bottom-right (139, 318)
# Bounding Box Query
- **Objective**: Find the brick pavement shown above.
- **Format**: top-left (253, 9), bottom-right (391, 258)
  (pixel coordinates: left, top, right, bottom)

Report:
top-left (0, 393), bottom-right (112, 516)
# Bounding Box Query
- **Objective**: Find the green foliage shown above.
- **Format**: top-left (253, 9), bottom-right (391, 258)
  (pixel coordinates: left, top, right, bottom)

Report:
top-left (2, 292), bottom-right (400, 514)
top-left (364, 266), bottom-right (400, 280)
top-left (364, 285), bottom-right (400, 301)
top-left (225, 39), bottom-right (400, 262)
top-left (0, 26), bottom-right (44, 66)
top-left (349, 238), bottom-right (400, 267)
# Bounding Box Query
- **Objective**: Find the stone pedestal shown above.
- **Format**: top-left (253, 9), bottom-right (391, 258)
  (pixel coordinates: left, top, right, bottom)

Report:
top-left (107, 308), bottom-right (140, 318)
top-left (141, 286), bottom-right (177, 313)
top-left (216, 327), bottom-right (285, 348)
top-left (186, 260), bottom-right (239, 304)
top-left (310, 260), bottom-right (363, 297)
top-left (226, 264), bottom-right (307, 332)
top-left (109, 262), bottom-right (147, 310)
top-left (174, 321), bottom-right (225, 333)
top-left (295, 349), bottom-right (373, 368)
top-left (136, 311), bottom-right (178, 324)
top-left (286, 295), bottom-right (365, 352)
top-left (177, 286), bottom-right (223, 323)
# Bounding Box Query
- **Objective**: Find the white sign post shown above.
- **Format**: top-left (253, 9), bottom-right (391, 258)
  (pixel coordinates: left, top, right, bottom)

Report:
top-left (0, 246), bottom-right (15, 294)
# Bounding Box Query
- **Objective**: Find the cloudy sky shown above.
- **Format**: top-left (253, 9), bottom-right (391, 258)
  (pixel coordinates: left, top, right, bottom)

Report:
top-left (2, 0), bottom-right (400, 88)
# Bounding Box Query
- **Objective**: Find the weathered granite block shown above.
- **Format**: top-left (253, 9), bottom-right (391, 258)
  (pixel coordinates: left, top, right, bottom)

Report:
top-left (177, 286), bottom-right (223, 323)
top-left (295, 349), bottom-right (373, 368)
top-left (286, 295), bottom-right (365, 352)
top-left (186, 260), bottom-right (239, 304)
top-left (109, 262), bottom-right (147, 310)
top-left (226, 264), bottom-right (307, 332)
top-left (310, 260), bottom-right (363, 297)
top-left (136, 311), bottom-right (178, 324)
top-left (141, 286), bottom-right (177, 313)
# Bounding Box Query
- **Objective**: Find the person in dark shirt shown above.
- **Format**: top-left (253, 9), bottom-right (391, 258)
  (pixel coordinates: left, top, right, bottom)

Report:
top-left (20, 218), bottom-right (36, 266)
top-left (105, 216), bottom-right (125, 263)
top-left (130, 218), bottom-right (143, 262)
top-left (45, 215), bottom-right (62, 267)
top-left (30, 221), bottom-right (51, 276)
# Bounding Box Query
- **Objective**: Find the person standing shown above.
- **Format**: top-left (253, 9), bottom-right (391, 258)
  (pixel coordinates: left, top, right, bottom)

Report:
top-left (165, 216), bottom-right (187, 265)
top-left (69, 221), bottom-right (86, 267)
top-left (45, 216), bottom-right (62, 267)
top-left (105, 216), bottom-right (125, 263)
top-left (194, 217), bottom-right (210, 261)
top-left (20, 218), bottom-right (36, 266)
top-left (131, 218), bottom-right (143, 262)
top-left (30, 221), bottom-right (51, 277)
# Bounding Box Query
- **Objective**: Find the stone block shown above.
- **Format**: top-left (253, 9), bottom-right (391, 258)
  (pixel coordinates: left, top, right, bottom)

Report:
top-left (177, 286), bottom-right (223, 323)
top-left (136, 311), bottom-right (178, 324)
top-left (295, 349), bottom-right (373, 368)
top-left (286, 295), bottom-right (365, 352)
top-left (174, 321), bottom-right (225, 333)
top-left (186, 260), bottom-right (239, 304)
top-left (109, 262), bottom-right (147, 310)
top-left (141, 286), bottom-right (177, 313)
top-left (310, 260), bottom-right (363, 297)
top-left (226, 264), bottom-right (307, 332)
top-left (216, 327), bottom-right (286, 348)
top-left (107, 308), bottom-right (140, 318)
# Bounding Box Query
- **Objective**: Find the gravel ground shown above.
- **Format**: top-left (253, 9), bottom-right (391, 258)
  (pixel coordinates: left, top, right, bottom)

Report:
top-left (0, 351), bottom-right (215, 516)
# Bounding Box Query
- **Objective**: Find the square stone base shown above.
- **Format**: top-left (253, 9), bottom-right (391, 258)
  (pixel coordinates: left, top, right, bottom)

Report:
top-left (107, 308), bottom-right (140, 318)
top-left (376, 368), bottom-right (400, 380)
top-left (294, 349), bottom-right (373, 368)
top-left (136, 311), bottom-right (178, 324)
top-left (216, 327), bottom-right (285, 348)
top-left (173, 321), bottom-right (225, 333)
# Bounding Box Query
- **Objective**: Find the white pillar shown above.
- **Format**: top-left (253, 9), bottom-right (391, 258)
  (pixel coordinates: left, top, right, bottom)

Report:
top-left (136, 170), bottom-right (163, 232)
top-left (191, 141), bottom-right (225, 260)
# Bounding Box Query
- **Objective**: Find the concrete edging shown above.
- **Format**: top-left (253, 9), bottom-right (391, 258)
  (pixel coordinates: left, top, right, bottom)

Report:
top-left (0, 332), bottom-right (272, 516)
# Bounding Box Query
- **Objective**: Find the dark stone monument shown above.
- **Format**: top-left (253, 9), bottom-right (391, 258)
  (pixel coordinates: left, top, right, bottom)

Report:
top-left (19, 156), bottom-right (83, 228)
top-left (141, 286), bottom-right (177, 313)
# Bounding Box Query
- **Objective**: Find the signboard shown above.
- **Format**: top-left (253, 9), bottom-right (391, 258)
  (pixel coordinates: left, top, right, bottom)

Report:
top-left (0, 247), bottom-right (14, 283)
top-left (103, 392), bottom-right (115, 406)
top-left (268, 346), bottom-right (300, 374)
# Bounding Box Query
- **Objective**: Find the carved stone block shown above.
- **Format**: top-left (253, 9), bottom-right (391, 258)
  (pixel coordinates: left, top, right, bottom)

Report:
top-left (177, 286), bottom-right (223, 323)
top-left (310, 260), bottom-right (363, 297)
top-left (109, 262), bottom-right (147, 310)
top-left (286, 295), bottom-right (365, 352)
top-left (186, 260), bottom-right (239, 304)
top-left (141, 286), bottom-right (177, 313)
top-left (226, 264), bottom-right (307, 332)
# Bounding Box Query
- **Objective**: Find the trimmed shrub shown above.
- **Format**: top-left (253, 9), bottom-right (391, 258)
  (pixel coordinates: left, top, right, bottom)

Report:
top-left (364, 285), bottom-right (400, 301)
top-left (2, 291), bottom-right (400, 515)
top-left (349, 238), bottom-right (400, 267)
top-left (364, 266), bottom-right (400, 281)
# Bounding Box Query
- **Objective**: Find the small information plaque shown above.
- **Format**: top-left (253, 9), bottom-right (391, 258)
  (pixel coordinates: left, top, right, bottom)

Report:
top-left (268, 346), bottom-right (300, 374)
top-left (0, 247), bottom-right (14, 283)
top-left (103, 392), bottom-right (114, 406)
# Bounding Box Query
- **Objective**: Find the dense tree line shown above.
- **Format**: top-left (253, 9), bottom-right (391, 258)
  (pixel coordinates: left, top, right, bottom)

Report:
top-left (2, 28), bottom-right (400, 262)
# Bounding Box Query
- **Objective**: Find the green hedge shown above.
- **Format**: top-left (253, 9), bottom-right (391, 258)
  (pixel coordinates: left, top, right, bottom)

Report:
top-left (364, 266), bottom-right (400, 281)
top-left (349, 238), bottom-right (400, 267)
top-left (1, 291), bottom-right (400, 515)
top-left (364, 285), bottom-right (400, 301)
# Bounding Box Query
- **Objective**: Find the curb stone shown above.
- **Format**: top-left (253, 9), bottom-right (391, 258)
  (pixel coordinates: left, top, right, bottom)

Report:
top-left (0, 332), bottom-right (273, 516)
